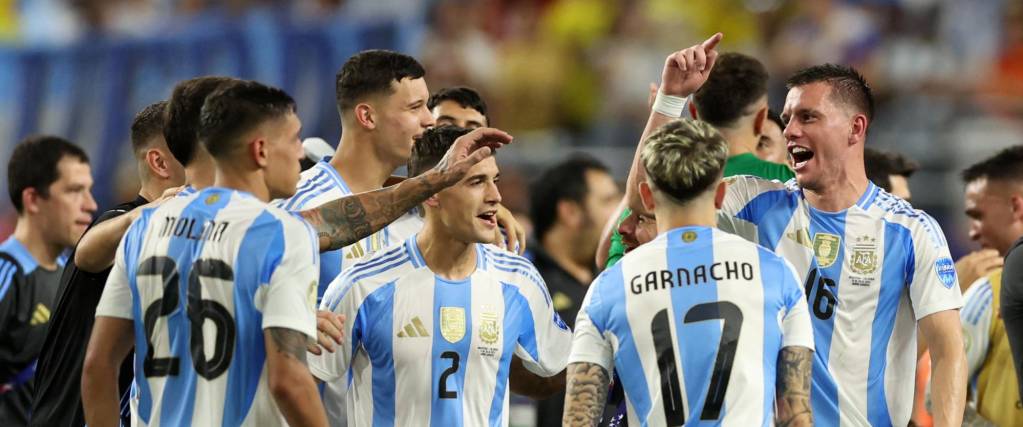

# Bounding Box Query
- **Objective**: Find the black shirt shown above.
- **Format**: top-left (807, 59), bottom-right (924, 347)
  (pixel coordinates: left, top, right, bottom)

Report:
top-left (1002, 236), bottom-right (1023, 401)
top-left (530, 246), bottom-right (593, 427)
top-left (30, 196), bottom-right (147, 427)
top-left (0, 237), bottom-right (66, 426)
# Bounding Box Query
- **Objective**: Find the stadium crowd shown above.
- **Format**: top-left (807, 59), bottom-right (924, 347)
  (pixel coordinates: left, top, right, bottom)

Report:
top-left (1, 2), bottom-right (1023, 427)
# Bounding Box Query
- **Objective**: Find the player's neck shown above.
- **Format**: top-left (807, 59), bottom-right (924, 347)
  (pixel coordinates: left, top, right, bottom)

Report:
top-left (214, 168), bottom-right (270, 202)
top-left (802, 170), bottom-right (870, 212)
top-left (541, 227), bottom-right (594, 285)
top-left (416, 224), bottom-right (477, 281)
top-left (185, 155), bottom-right (216, 190)
top-left (333, 132), bottom-right (396, 193)
top-left (12, 219), bottom-right (62, 270)
top-left (718, 126), bottom-right (756, 157)
top-left (654, 202), bottom-right (718, 235)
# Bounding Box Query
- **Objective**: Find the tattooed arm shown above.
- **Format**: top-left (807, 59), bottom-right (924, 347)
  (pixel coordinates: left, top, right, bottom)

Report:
top-left (300, 127), bottom-right (512, 251)
top-left (265, 327), bottom-right (328, 427)
top-left (563, 362), bottom-right (611, 427)
top-left (775, 346), bottom-right (813, 427)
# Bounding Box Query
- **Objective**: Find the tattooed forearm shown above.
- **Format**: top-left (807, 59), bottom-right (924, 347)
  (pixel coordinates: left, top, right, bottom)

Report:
top-left (301, 171), bottom-right (447, 251)
top-left (269, 327), bottom-right (309, 364)
top-left (563, 362), bottom-right (610, 427)
top-left (776, 346), bottom-right (813, 427)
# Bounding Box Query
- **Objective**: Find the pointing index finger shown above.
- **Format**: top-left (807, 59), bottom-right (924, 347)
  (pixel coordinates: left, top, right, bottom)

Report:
top-left (701, 32), bottom-right (723, 51)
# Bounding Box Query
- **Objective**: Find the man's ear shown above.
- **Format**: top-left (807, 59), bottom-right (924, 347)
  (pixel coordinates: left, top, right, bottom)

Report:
top-left (250, 138), bottom-right (269, 168)
top-left (1011, 194), bottom-right (1023, 222)
top-left (639, 181), bottom-right (656, 213)
top-left (21, 187), bottom-right (43, 214)
top-left (556, 199), bottom-right (583, 229)
top-left (354, 103), bottom-right (376, 130)
top-left (753, 106), bottom-right (767, 137)
top-left (850, 113), bottom-right (868, 145)
top-left (145, 149), bottom-right (171, 179)
top-left (714, 180), bottom-right (727, 209)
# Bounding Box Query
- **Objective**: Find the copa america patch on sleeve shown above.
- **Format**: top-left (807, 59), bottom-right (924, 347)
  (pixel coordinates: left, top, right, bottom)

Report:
top-left (935, 257), bottom-right (957, 289)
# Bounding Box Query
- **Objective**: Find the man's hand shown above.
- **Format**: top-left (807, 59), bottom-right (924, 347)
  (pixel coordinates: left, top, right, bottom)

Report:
top-left (431, 127), bottom-right (513, 187)
top-left (494, 204), bottom-right (526, 254)
top-left (955, 249), bottom-right (1003, 292)
top-left (659, 32), bottom-right (722, 98)
top-left (307, 311), bottom-right (345, 355)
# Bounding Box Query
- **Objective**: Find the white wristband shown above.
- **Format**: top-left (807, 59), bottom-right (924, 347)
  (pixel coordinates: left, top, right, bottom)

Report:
top-left (652, 91), bottom-right (690, 118)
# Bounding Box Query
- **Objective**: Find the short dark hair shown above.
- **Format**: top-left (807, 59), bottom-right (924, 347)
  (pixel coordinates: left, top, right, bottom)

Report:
top-left (408, 125), bottom-right (470, 177)
top-left (428, 86), bottom-right (488, 120)
top-left (864, 148), bottom-right (919, 192)
top-left (131, 101), bottom-right (168, 155)
top-left (767, 109), bottom-right (784, 130)
top-left (8, 135), bottom-right (89, 213)
top-left (786, 63), bottom-right (874, 121)
top-left (198, 80), bottom-right (296, 158)
top-left (164, 76), bottom-right (237, 166)
top-left (529, 155), bottom-right (611, 240)
top-left (962, 145), bottom-right (1023, 184)
top-left (335, 50), bottom-right (425, 113)
top-left (694, 52), bottom-right (769, 128)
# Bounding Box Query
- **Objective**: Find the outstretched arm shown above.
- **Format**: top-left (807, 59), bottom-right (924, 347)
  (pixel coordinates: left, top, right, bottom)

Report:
top-left (775, 346), bottom-right (813, 427)
top-left (562, 362), bottom-right (611, 427)
top-left (301, 128), bottom-right (512, 252)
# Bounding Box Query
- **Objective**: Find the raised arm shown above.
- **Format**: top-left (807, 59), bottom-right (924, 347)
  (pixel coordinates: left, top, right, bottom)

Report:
top-left (920, 309), bottom-right (967, 427)
top-left (75, 187), bottom-right (180, 272)
top-left (775, 346), bottom-right (813, 427)
top-left (301, 127), bottom-right (512, 252)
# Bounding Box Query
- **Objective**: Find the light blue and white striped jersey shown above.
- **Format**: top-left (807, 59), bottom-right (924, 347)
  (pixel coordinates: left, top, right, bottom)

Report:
top-left (717, 176), bottom-right (963, 426)
top-left (961, 275), bottom-right (994, 381)
top-left (570, 226), bottom-right (814, 426)
top-left (310, 236), bottom-right (572, 427)
top-left (273, 159), bottom-right (423, 299)
top-left (95, 187), bottom-right (320, 427)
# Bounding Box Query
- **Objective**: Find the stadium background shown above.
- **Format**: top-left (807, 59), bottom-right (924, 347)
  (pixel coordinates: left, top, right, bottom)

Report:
top-left (0, 0), bottom-right (1020, 260)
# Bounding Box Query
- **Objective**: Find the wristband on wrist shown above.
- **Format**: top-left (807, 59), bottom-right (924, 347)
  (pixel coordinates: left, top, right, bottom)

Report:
top-left (652, 91), bottom-right (691, 118)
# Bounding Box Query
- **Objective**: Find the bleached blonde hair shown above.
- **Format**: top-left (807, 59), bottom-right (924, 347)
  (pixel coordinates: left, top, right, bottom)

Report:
top-left (641, 118), bottom-right (729, 205)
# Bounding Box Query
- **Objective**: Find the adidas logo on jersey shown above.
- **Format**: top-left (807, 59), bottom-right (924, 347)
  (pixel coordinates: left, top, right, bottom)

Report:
top-left (30, 303), bottom-right (50, 326)
top-left (396, 317), bottom-right (430, 338)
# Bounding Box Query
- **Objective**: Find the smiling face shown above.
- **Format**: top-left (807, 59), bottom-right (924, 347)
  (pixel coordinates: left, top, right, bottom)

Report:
top-left (371, 77), bottom-right (436, 166)
top-left (964, 177), bottom-right (1023, 255)
top-left (427, 157), bottom-right (502, 244)
top-left (782, 82), bottom-right (863, 192)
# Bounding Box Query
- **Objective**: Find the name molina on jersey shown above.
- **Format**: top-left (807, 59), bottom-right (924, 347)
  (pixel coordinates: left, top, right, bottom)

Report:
top-left (629, 261), bottom-right (755, 295)
top-left (158, 216), bottom-right (230, 243)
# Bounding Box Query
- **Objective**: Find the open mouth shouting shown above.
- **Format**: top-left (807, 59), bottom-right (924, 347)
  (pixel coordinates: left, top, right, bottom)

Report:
top-left (477, 210), bottom-right (498, 228)
top-left (788, 145), bottom-right (815, 171)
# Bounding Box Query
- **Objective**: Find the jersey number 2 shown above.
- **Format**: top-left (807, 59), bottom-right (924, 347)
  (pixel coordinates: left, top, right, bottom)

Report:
top-left (139, 256), bottom-right (236, 380)
top-left (651, 301), bottom-right (742, 424)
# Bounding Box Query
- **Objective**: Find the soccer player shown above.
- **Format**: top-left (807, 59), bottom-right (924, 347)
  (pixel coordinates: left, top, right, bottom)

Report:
top-left (1, 136), bottom-right (97, 426)
top-left (429, 86), bottom-right (489, 129)
top-left (953, 146), bottom-right (1023, 426)
top-left (277, 50), bottom-right (522, 303)
top-left (564, 118), bottom-right (814, 426)
top-left (82, 80), bottom-right (328, 427)
top-left (310, 125), bottom-right (570, 427)
top-left (625, 45), bottom-right (967, 424)
top-left (30, 101), bottom-right (185, 427)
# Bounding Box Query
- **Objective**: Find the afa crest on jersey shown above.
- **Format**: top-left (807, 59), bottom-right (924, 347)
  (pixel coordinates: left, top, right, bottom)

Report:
top-left (440, 307), bottom-right (466, 343)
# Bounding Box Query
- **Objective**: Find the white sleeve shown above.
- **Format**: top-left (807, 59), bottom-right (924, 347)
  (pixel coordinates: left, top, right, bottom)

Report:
top-left (513, 268), bottom-right (573, 377)
top-left (260, 219), bottom-right (319, 340)
top-left (780, 261), bottom-right (814, 350)
top-left (716, 175), bottom-right (770, 241)
top-left (907, 217), bottom-right (964, 320)
top-left (567, 280), bottom-right (614, 371)
top-left (95, 221), bottom-right (138, 320)
top-left (308, 272), bottom-right (362, 383)
top-left (959, 277), bottom-right (994, 379)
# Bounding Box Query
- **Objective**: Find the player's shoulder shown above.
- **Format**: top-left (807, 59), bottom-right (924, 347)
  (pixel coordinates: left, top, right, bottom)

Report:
top-left (480, 244), bottom-right (543, 280)
top-left (869, 188), bottom-right (948, 248)
top-left (962, 277), bottom-right (994, 325)
top-left (344, 240), bottom-right (418, 285)
top-left (0, 244), bottom-right (26, 289)
top-left (273, 162), bottom-right (347, 211)
top-left (724, 174), bottom-right (798, 194)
